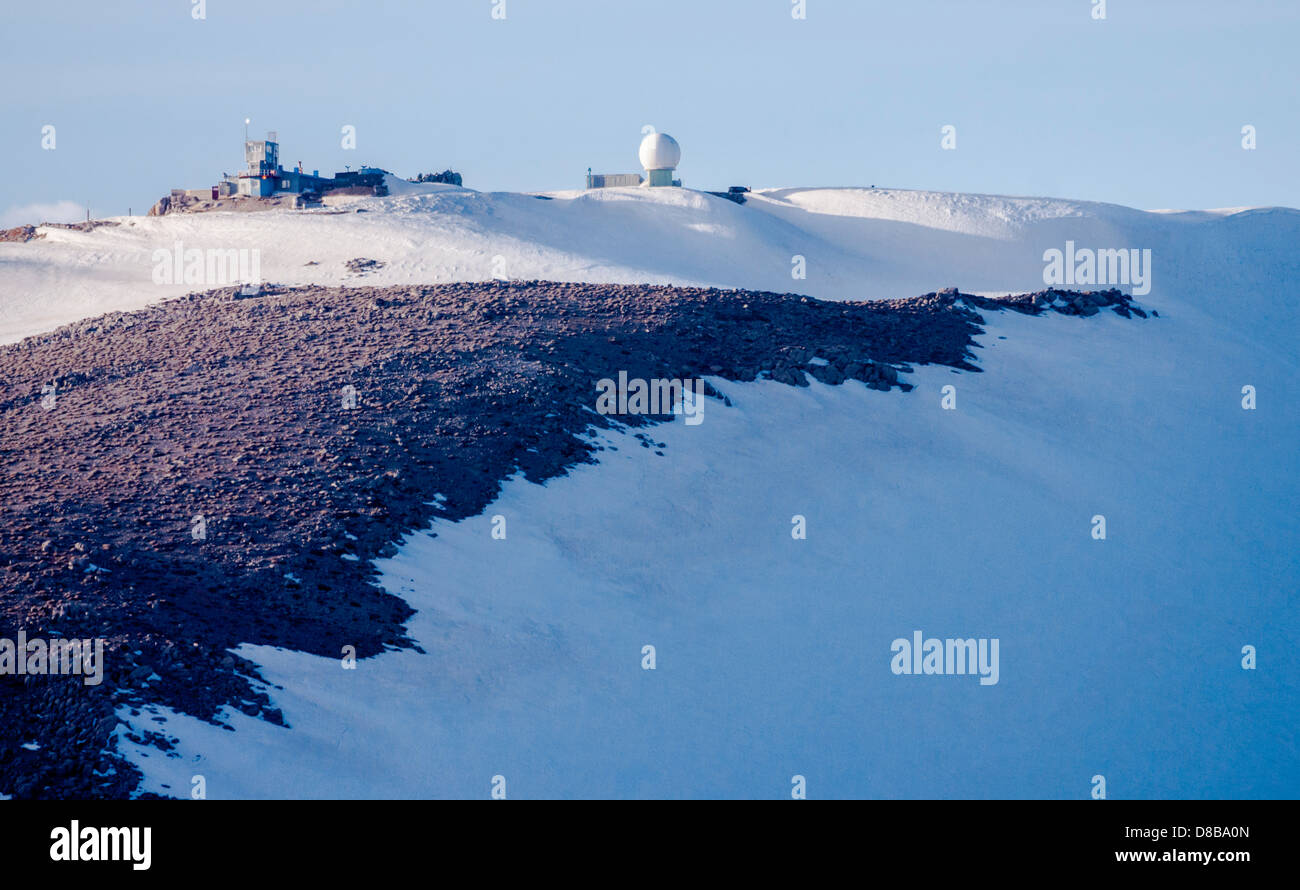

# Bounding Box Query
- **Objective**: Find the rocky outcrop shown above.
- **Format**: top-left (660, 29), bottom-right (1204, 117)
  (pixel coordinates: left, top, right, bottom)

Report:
top-left (0, 220), bottom-right (119, 239)
top-left (148, 193), bottom-right (304, 216)
top-left (0, 225), bottom-right (41, 242)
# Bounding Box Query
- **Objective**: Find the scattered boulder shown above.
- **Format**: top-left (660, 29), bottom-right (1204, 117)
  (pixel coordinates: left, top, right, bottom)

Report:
top-left (345, 258), bottom-right (385, 275)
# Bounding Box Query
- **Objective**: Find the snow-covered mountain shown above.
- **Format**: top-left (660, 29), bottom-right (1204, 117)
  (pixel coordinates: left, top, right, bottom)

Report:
top-left (6, 182), bottom-right (1297, 342)
top-left (4, 185), bottom-right (1297, 798)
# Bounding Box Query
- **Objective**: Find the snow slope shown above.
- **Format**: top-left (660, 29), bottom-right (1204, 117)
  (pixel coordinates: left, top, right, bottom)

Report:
top-left (4, 183), bottom-right (1297, 342)
top-left (3, 184), bottom-right (1295, 797)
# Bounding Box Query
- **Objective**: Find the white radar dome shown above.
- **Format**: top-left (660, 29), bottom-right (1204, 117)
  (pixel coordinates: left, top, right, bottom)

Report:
top-left (638, 132), bottom-right (681, 171)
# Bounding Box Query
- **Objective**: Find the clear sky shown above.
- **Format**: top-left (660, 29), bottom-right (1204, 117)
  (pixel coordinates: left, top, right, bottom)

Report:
top-left (3, 0), bottom-right (1296, 224)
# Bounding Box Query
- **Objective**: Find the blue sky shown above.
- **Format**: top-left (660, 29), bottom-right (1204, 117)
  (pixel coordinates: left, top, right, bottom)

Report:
top-left (3, 0), bottom-right (1296, 223)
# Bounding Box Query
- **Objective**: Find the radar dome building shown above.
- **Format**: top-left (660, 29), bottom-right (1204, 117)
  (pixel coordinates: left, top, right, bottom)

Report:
top-left (638, 132), bottom-right (681, 187)
top-left (585, 130), bottom-right (682, 190)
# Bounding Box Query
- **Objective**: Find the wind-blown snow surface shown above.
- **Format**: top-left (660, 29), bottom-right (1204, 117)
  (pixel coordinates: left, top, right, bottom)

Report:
top-left (5, 185), bottom-right (1295, 797)
top-left (4, 182), bottom-right (1298, 341)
